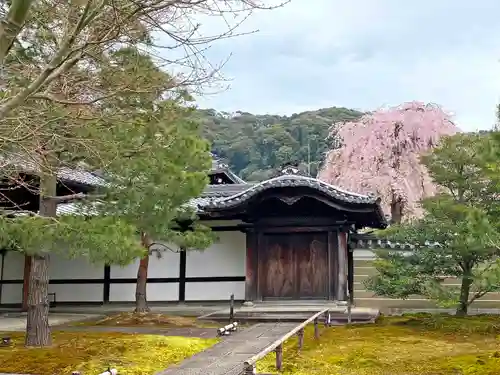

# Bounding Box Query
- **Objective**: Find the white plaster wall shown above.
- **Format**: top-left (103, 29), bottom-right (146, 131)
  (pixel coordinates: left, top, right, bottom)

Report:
top-left (1, 282), bottom-right (104, 303)
top-left (1, 252), bottom-right (25, 304)
top-left (109, 283), bottom-right (179, 302)
top-left (49, 254), bottom-right (103, 279)
top-left (47, 284), bottom-right (103, 302)
top-left (0, 227), bottom-right (246, 304)
top-left (2, 251), bottom-right (25, 280)
top-left (185, 281), bottom-right (245, 301)
top-left (2, 252), bottom-right (105, 280)
top-left (110, 249), bottom-right (180, 279)
top-left (145, 283), bottom-right (179, 301)
top-left (0, 284), bottom-right (23, 304)
top-left (186, 231), bottom-right (246, 277)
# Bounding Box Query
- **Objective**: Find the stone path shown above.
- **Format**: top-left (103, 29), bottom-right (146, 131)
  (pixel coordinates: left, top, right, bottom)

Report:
top-left (157, 322), bottom-right (298, 375)
top-left (0, 313), bottom-right (101, 332)
top-left (56, 325), bottom-right (218, 338)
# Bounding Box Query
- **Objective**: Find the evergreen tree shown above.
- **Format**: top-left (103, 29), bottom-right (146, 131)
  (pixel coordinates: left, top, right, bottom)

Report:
top-left (365, 133), bottom-right (500, 316)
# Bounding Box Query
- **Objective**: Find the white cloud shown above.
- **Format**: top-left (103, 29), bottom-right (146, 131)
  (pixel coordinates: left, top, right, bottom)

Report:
top-left (159, 0), bottom-right (500, 131)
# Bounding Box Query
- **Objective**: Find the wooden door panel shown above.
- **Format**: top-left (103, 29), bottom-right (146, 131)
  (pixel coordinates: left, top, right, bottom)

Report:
top-left (259, 234), bottom-right (295, 299)
top-left (296, 233), bottom-right (328, 298)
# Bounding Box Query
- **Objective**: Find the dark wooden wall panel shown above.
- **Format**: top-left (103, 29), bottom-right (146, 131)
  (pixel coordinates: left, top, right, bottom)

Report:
top-left (328, 231), bottom-right (338, 300)
top-left (245, 230), bottom-right (258, 301)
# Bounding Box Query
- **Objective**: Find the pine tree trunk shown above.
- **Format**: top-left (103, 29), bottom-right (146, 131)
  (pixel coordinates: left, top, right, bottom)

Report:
top-left (21, 255), bottom-right (31, 312)
top-left (135, 232), bottom-right (152, 313)
top-left (456, 272), bottom-right (473, 317)
top-left (25, 173), bottom-right (57, 347)
top-left (25, 254), bottom-right (51, 346)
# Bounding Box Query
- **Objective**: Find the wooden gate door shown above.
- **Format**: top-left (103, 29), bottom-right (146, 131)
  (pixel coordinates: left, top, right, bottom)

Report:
top-left (296, 233), bottom-right (328, 299)
top-left (259, 233), bottom-right (295, 299)
top-left (258, 232), bottom-right (329, 300)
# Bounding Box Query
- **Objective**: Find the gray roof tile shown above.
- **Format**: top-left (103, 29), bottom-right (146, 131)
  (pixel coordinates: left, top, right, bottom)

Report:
top-left (186, 196), bottom-right (225, 209)
top-left (55, 196), bottom-right (226, 217)
top-left (202, 184), bottom-right (254, 197)
top-left (55, 203), bottom-right (98, 216)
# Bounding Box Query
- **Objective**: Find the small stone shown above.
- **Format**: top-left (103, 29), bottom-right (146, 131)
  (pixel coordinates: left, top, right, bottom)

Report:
top-left (243, 301), bottom-right (254, 307)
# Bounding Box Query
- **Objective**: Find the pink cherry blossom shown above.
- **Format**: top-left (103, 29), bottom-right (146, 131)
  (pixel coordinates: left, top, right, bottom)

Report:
top-left (318, 101), bottom-right (460, 221)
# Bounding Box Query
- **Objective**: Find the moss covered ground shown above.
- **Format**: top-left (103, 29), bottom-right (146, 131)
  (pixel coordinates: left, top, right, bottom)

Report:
top-left (258, 314), bottom-right (500, 375)
top-left (0, 331), bottom-right (217, 375)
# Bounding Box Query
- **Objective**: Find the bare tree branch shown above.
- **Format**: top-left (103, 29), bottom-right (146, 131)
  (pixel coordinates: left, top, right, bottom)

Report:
top-left (0, 0), bottom-right (289, 118)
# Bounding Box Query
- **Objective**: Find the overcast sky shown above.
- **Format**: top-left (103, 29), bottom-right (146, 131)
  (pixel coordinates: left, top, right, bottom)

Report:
top-left (186, 0), bottom-right (500, 132)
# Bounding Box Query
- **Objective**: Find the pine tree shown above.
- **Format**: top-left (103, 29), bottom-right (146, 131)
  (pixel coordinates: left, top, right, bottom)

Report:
top-left (0, 45), bottom-right (212, 347)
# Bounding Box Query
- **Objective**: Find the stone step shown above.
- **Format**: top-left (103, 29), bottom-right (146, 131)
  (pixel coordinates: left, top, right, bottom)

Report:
top-left (353, 266), bottom-right (379, 276)
top-left (199, 314), bottom-right (375, 324)
top-left (354, 274), bottom-right (374, 283)
top-left (353, 290), bottom-right (500, 301)
top-left (354, 297), bottom-right (500, 309)
top-left (200, 310), bottom-right (377, 324)
top-left (354, 259), bottom-right (375, 267)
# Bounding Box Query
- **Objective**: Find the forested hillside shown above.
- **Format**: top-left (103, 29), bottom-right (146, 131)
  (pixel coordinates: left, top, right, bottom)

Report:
top-left (196, 107), bottom-right (364, 181)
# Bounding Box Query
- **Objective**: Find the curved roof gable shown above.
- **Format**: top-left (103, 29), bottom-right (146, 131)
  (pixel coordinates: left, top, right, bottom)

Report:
top-left (203, 174), bottom-right (380, 210)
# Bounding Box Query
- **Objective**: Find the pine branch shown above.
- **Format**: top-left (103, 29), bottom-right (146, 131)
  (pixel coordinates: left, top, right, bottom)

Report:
top-left (45, 192), bottom-right (105, 203)
top-left (0, 209), bottom-right (37, 217)
top-left (30, 88), bottom-right (154, 105)
top-left (0, 209), bottom-right (59, 222)
top-left (149, 242), bottom-right (179, 254)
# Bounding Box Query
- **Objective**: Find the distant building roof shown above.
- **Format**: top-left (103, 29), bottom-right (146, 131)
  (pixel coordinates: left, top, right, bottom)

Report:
top-left (349, 232), bottom-right (443, 250)
top-left (209, 155), bottom-right (246, 184)
top-left (0, 154), bottom-right (107, 187)
top-left (56, 167), bottom-right (108, 187)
